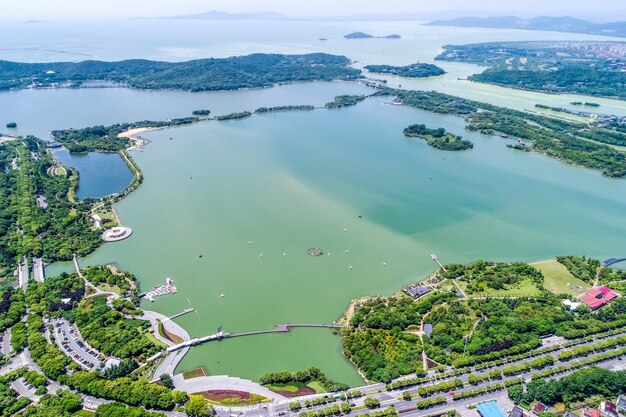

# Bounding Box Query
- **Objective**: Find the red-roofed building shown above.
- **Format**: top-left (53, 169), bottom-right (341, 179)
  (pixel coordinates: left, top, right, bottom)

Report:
top-left (584, 408), bottom-right (601, 417)
top-left (578, 286), bottom-right (619, 310)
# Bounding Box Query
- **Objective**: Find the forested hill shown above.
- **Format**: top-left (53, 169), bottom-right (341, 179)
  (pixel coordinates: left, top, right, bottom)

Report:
top-left (426, 16), bottom-right (626, 38)
top-left (0, 53), bottom-right (362, 91)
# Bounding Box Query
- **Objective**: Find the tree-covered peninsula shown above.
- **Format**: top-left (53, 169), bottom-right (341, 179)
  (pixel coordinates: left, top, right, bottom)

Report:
top-left (0, 53), bottom-right (361, 92)
top-left (377, 87), bottom-right (626, 177)
top-left (436, 41), bottom-right (626, 100)
top-left (365, 63), bottom-right (445, 78)
top-left (51, 118), bottom-right (197, 152)
top-left (403, 124), bottom-right (473, 151)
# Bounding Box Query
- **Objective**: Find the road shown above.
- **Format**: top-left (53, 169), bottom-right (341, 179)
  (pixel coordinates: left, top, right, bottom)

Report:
top-left (17, 256), bottom-right (28, 289)
top-left (32, 257), bottom-right (44, 283)
top-left (1, 328), bottom-right (11, 357)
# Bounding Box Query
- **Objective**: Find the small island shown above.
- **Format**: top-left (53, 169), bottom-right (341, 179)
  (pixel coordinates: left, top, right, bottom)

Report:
top-left (325, 95), bottom-right (367, 109)
top-left (344, 32), bottom-right (401, 39)
top-left (365, 63), bottom-right (445, 78)
top-left (5, 122), bottom-right (17, 128)
top-left (255, 105), bottom-right (315, 113)
top-left (191, 109), bottom-right (211, 116)
top-left (403, 124), bottom-right (473, 151)
top-left (215, 111), bottom-right (253, 121)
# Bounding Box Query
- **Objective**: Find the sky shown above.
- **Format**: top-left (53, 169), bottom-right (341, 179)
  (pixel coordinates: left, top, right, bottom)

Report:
top-left (4, 0), bottom-right (626, 20)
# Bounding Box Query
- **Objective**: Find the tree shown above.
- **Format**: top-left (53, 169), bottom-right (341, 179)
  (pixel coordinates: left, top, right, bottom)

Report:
top-left (184, 395), bottom-right (213, 417)
top-left (160, 374), bottom-right (174, 390)
top-left (172, 391), bottom-right (189, 405)
top-left (402, 391), bottom-right (411, 401)
top-left (364, 398), bottom-right (380, 409)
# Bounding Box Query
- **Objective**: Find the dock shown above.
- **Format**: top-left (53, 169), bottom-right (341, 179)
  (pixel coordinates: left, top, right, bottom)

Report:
top-left (142, 277), bottom-right (177, 302)
top-left (431, 254), bottom-right (447, 272)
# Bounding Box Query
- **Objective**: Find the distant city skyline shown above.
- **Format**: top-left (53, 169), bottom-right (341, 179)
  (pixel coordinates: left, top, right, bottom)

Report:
top-left (3, 0), bottom-right (626, 20)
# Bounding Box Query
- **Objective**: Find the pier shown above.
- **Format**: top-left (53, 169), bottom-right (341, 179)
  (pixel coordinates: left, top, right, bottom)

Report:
top-left (431, 254), bottom-right (447, 272)
top-left (146, 323), bottom-right (345, 362)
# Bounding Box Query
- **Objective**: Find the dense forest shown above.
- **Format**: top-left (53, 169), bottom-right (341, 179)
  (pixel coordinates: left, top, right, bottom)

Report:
top-left (403, 124), bottom-right (473, 151)
top-left (0, 53), bottom-right (361, 91)
top-left (365, 63), bottom-right (445, 78)
top-left (436, 41), bottom-right (626, 100)
top-left (0, 138), bottom-right (100, 277)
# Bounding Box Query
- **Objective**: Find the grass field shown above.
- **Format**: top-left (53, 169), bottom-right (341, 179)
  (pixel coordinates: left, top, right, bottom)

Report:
top-left (480, 278), bottom-right (543, 297)
top-left (532, 259), bottom-right (591, 296)
top-left (183, 367), bottom-right (207, 380)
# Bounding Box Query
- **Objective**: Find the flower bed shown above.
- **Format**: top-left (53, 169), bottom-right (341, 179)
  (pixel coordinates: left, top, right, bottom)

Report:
top-left (197, 390), bottom-right (268, 405)
top-left (274, 387), bottom-right (316, 397)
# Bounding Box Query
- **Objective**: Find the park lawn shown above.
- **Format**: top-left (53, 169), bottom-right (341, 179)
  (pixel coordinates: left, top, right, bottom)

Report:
top-left (96, 282), bottom-right (122, 295)
top-left (145, 331), bottom-right (168, 348)
top-left (183, 367), bottom-right (207, 380)
top-left (480, 278), bottom-right (542, 297)
top-left (306, 381), bottom-right (326, 393)
top-left (532, 259), bottom-right (591, 296)
top-left (267, 380), bottom-right (326, 396)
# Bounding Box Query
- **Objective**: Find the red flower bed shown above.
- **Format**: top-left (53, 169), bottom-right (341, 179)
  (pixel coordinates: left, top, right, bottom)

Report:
top-left (201, 390), bottom-right (251, 401)
top-left (275, 388), bottom-right (316, 397)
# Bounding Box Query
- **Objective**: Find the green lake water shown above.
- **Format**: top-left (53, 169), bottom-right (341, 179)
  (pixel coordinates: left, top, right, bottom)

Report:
top-left (45, 97), bottom-right (626, 385)
top-left (4, 19), bottom-right (626, 386)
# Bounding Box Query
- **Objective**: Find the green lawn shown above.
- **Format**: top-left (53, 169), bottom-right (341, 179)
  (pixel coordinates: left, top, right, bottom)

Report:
top-left (532, 259), bottom-right (591, 296)
top-left (481, 278), bottom-right (542, 297)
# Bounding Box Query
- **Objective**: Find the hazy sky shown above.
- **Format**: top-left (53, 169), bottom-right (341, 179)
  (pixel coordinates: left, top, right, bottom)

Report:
top-left (5, 0), bottom-right (626, 20)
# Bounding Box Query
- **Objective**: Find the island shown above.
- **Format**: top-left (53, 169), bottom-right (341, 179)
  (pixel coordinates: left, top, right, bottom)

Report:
top-left (0, 53), bottom-right (362, 92)
top-left (435, 41), bottom-right (626, 100)
top-left (403, 124), bottom-right (473, 151)
top-left (325, 95), bottom-right (368, 109)
top-left (365, 63), bottom-right (445, 78)
top-left (5, 122), bottom-right (16, 128)
top-left (344, 32), bottom-right (401, 39)
top-left (191, 109), bottom-right (211, 116)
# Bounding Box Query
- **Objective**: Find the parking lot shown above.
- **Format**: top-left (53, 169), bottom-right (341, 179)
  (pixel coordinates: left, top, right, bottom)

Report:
top-left (10, 377), bottom-right (40, 401)
top-left (51, 318), bottom-right (101, 370)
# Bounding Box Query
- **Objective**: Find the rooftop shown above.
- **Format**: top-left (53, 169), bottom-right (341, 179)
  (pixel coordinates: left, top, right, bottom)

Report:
top-left (477, 401), bottom-right (506, 417)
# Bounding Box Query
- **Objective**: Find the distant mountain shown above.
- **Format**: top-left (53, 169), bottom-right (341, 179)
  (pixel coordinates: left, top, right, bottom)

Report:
top-left (426, 16), bottom-right (626, 38)
top-left (162, 10), bottom-right (285, 20)
top-left (344, 32), bottom-right (402, 39)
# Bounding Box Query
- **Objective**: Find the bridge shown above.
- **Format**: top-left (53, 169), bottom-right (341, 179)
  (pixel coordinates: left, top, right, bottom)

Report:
top-left (603, 258), bottom-right (626, 268)
top-left (146, 323), bottom-right (345, 363)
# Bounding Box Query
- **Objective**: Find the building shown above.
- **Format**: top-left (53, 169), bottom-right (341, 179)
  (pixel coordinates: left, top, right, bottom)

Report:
top-left (403, 284), bottom-right (430, 299)
top-left (509, 406), bottom-right (527, 417)
top-left (578, 286), bottom-right (618, 310)
top-left (532, 403), bottom-right (547, 414)
top-left (616, 396), bottom-right (626, 413)
top-left (600, 401), bottom-right (618, 417)
top-left (583, 408), bottom-right (601, 417)
top-left (477, 401), bottom-right (507, 417)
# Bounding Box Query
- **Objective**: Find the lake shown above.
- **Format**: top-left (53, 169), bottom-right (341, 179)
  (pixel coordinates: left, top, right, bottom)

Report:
top-left (4, 18), bottom-right (626, 385)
